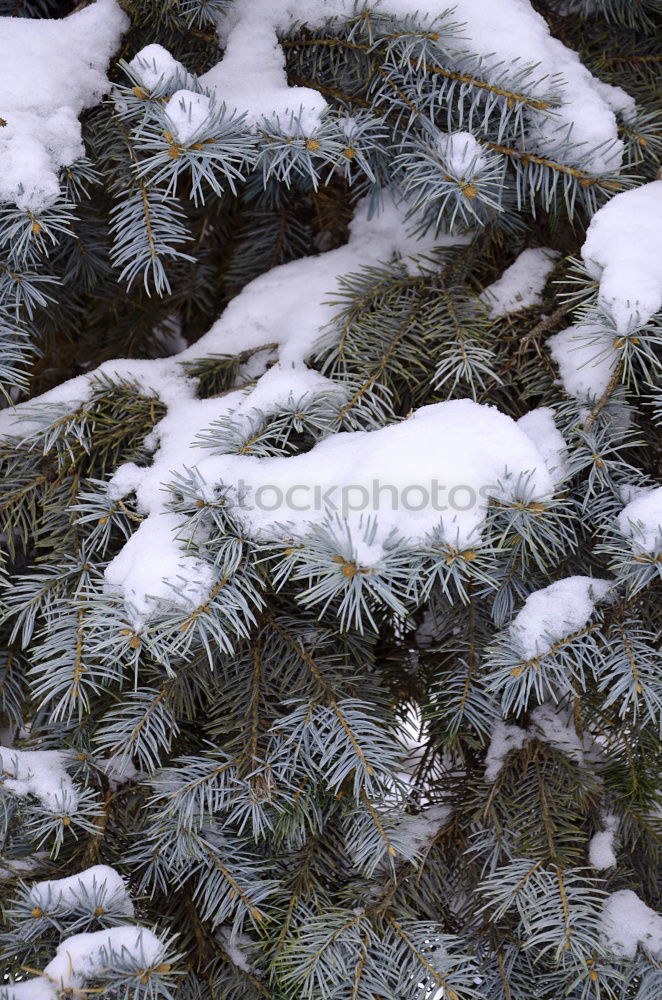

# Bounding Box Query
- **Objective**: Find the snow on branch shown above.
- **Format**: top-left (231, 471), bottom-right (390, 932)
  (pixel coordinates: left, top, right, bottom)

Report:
top-left (600, 889), bottom-right (662, 960)
top-left (480, 247), bottom-right (559, 317)
top-left (145, 0), bottom-right (633, 176)
top-left (0, 192), bottom-right (576, 636)
top-left (548, 181), bottom-right (662, 402)
top-left (617, 485), bottom-right (662, 555)
top-left (24, 864), bottom-right (134, 919)
top-left (2, 926), bottom-right (170, 1000)
top-left (1, 866), bottom-right (175, 999)
top-left (0, 0), bottom-right (128, 210)
top-left (508, 575), bottom-right (613, 659)
top-left (581, 179), bottom-right (662, 333)
top-left (0, 0), bottom-right (639, 220)
top-left (0, 745), bottom-right (79, 812)
top-left (0, 195), bottom-right (495, 625)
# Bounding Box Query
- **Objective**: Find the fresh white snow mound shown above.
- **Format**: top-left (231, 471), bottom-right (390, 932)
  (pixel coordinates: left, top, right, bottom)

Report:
top-left (589, 814), bottom-right (618, 870)
top-left (484, 701), bottom-right (588, 781)
top-left (128, 43), bottom-right (193, 92)
top-left (517, 407), bottom-right (568, 482)
top-left (510, 576), bottom-right (612, 658)
top-left (581, 180), bottom-right (662, 333)
top-left (484, 720), bottom-right (529, 781)
top-left (547, 325), bottom-right (618, 401)
top-left (28, 865), bottom-right (134, 916)
top-left (617, 486), bottom-right (662, 553)
top-left (216, 398), bottom-right (557, 540)
top-left (0, 746), bottom-right (78, 812)
top-left (45, 926), bottom-right (162, 982)
top-left (601, 889), bottom-right (662, 959)
top-left (192, 0), bottom-right (631, 172)
top-left (481, 248), bottom-right (559, 318)
top-left (0, 0), bottom-right (128, 210)
top-left (165, 90), bottom-right (214, 144)
top-left (7, 925), bottom-right (164, 998)
top-left (436, 131), bottom-right (487, 176)
top-left (104, 398), bottom-right (558, 617)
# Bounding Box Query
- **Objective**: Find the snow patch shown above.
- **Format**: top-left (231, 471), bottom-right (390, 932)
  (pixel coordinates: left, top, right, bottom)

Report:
top-left (395, 804), bottom-right (453, 851)
top-left (28, 865), bottom-right (134, 917)
top-left (484, 720), bottom-right (529, 781)
top-left (547, 324), bottom-right (619, 401)
top-left (0, 746), bottom-right (78, 812)
top-left (588, 813), bottom-right (618, 870)
top-left (217, 927), bottom-right (253, 972)
top-left (582, 181), bottom-right (662, 334)
top-left (617, 486), bottom-right (662, 554)
top-left (481, 248), bottom-right (559, 318)
top-left (485, 701), bottom-right (591, 781)
top-left (165, 90), bottom-right (213, 144)
top-left (0, 0), bottom-right (128, 210)
top-left (600, 890), bottom-right (662, 959)
top-left (517, 407), bottom-right (568, 483)
top-left (436, 131), bottom-right (487, 177)
top-left (529, 702), bottom-right (585, 761)
top-left (128, 43), bottom-right (192, 92)
top-left (46, 926), bottom-right (163, 987)
top-left (193, 0), bottom-right (629, 172)
top-left (510, 576), bottom-right (612, 659)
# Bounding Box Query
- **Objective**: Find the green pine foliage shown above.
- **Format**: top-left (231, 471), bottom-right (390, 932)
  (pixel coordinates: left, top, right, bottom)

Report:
top-left (0, 1), bottom-right (661, 998)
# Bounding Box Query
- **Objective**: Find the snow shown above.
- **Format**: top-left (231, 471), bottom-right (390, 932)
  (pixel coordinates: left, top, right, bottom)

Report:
top-left (165, 90), bottom-right (213, 144)
top-left (395, 804), bottom-right (453, 850)
top-left (0, 746), bottom-right (78, 812)
top-left (0, 356), bottom-right (190, 440)
top-left (484, 701), bottom-right (588, 780)
top-left (588, 814), bottom-right (618, 870)
top-left (215, 398), bottom-right (554, 536)
top-left (435, 131), bottom-right (487, 177)
top-left (396, 703), bottom-right (431, 790)
top-left (484, 720), bottom-right (528, 781)
top-left (589, 830), bottom-right (616, 869)
top-left (101, 753), bottom-right (140, 790)
top-left (5, 925), bottom-right (164, 998)
top-left (600, 890), bottom-right (662, 959)
top-left (510, 576), bottom-right (612, 659)
top-left (0, 855), bottom-right (45, 880)
top-left (581, 181), bottom-right (662, 334)
top-left (104, 510), bottom-right (217, 619)
top-left (218, 927), bottom-right (253, 972)
top-left (128, 43), bottom-right (192, 92)
top-left (200, 4), bottom-right (327, 133)
top-left (191, 0), bottom-right (631, 172)
top-left (1, 980), bottom-right (55, 1000)
top-left (28, 865), bottom-right (134, 917)
top-left (517, 407), bottom-right (568, 483)
top-left (481, 248), bottom-right (559, 318)
top-left (0, 0), bottom-right (128, 210)
top-left (105, 397), bottom-right (557, 619)
top-left (183, 194), bottom-right (441, 369)
top-left (617, 486), bottom-right (662, 554)
top-left (45, 926), bottom-right (162, 982)
top-left (529, 702), bottom-right (584, 761)
top-left (547, 324), bottom-right (618, 401)
top-left (0, 0), bottom-right (633, 209)
top-left (0, 194), bottom-right (562, 622)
